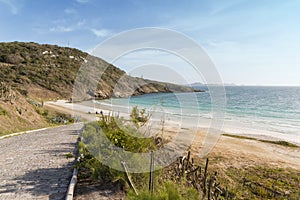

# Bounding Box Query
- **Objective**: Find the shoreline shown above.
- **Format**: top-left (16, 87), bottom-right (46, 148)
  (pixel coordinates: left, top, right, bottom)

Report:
top-left (45, 100), bottom-right (300, 170)
top-left (45, 99), bottom-right (300, 146)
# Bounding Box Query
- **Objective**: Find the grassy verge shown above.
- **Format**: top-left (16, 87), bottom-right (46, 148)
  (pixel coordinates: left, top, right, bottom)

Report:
top-left (222, 133), bottom-right (298, 148)
top-left (259, 140), bottom-right (298, 148)
top-left (34, 106), bottom-right (74, 125)
top-left (0, 105), bottom-right (74, 137)
top-left (218, 165), bottom-right (300, 199)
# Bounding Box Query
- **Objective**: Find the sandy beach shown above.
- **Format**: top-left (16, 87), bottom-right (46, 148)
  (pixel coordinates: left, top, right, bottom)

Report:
top-left (45, 100), bottom-right (300, 170)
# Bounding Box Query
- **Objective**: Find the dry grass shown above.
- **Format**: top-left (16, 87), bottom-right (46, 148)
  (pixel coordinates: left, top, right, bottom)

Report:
top-left (223, 133), bottom-right (299, 148)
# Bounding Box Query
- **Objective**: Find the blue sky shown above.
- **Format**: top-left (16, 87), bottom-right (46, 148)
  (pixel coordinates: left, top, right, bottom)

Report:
top-left (1, 0), bottom-right (300, 86)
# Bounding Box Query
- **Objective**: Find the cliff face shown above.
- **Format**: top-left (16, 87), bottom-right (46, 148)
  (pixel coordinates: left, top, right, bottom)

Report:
top-left (0, 42), bottom-right (198, 101)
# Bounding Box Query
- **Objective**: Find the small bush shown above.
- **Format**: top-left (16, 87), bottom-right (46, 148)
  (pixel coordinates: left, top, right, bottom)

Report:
top-left (126, 181), bottom-right (199, 200)
top-left (0, 106), bottom-right (8, 116)
top-left (130, 106), bottom-right (149, 126)
top-left (18, 89), bottom-right (28, 96)
top-left (65, 152), bottom-right (74, 159)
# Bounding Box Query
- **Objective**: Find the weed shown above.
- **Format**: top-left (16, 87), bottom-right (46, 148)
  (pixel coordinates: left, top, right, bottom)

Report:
top-left (223, 133), bottom-right (298, 148)
top-left (65, 152), bottom-right (74, 159)
top-left (258, 140), bottom-right (298, 148)
top-left (0, 106), bottom-right (8, 116)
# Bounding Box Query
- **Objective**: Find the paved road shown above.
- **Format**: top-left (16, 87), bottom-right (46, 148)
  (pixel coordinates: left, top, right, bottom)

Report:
top-left (0, 123), bottom-right (83, 200)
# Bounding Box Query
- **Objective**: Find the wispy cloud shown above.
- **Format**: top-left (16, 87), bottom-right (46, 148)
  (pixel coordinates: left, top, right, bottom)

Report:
top-left (204, 40), bottom-right (238, 48)
top-left (91, 28), bottom-right (112, 37)
top-left (49, 19), bottom-right (85, 33)
top-left (0, 0), bottom-right (19, 14)
top-left (76, 0), bottom-right (90, 3)
top-left (209, 0), bottom-right (245, 16)
top-left (76, 20), bottom-right (85, 26)
top-left (50, 26), bottom-right (73, 32)
top-left (64, 8), bottom-right (77, 15)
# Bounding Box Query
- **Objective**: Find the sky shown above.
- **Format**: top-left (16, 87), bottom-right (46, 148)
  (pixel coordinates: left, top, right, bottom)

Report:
top-left (1, 0), bottom-right (300, 86)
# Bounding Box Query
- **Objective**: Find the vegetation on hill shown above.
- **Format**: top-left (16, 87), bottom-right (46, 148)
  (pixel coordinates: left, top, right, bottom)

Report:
top-left (0, 88), bottom-right (74, 135)
top-left (0, 42), bottom-right (84, 99)
top-left (0, 41), bottom-right (198, 134)
top-left (0, 41), bottom-right (198, 101)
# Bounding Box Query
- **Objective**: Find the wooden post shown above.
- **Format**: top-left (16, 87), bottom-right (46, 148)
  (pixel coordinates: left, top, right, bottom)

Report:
top-left (203, 158), bottom-right (209, 196)
top-left (186, 151), bottom-right (191, 170)
top-left (149, 151), bottom-right (154, 195)
top-left (207, 178), bottom-right (212, 200)
top-left (121, 161), bottom-right (138, 195)
top-left (100, 111), bottom-right (104, 121)
top-left (181, 156), bottom-right (186, 176)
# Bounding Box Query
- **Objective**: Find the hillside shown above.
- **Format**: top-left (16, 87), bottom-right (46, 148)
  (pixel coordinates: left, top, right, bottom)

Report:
top-left (0, 42), bottom-right (198, 101)
top-left (0, 41), bottom-right (199, 134)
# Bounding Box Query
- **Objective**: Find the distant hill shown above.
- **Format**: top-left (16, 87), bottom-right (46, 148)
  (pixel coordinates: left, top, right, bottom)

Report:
top-left (189, 82), bottom-right (238, 88)
top-left (0, 42), bottom-right (197, 101)
top-left (189, 82), bottom-right (206, 87)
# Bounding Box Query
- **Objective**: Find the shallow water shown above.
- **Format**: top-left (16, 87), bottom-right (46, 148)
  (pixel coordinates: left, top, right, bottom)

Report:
top-left (96, 86), bottom-right (300, 144)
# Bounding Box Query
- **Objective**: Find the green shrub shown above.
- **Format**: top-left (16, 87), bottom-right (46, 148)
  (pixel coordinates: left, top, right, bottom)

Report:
top-left (126, 181), bottom-right (199, 200)
top-left (77, 108), bottom-right (202, 199)
top-left (65, 152), bottom-right (74, 159)
top-left (0, 106), bottom-right (8, 116)
top-left (17, 89), bottom-right (28, 96)
top-left (77, 115), bottom-right (156, 190)
top-left (130, 106), bottom-right (149, 126)
top-left (85, 118), bottom-right (156, 153)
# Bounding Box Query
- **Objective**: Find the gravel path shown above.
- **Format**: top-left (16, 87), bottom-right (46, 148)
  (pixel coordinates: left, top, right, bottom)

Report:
top-left (0, 123), bottom-right (83, 200)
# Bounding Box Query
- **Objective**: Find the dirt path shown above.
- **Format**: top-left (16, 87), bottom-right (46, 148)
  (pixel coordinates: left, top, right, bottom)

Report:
top-left (0, 123), bottom-right (83, 200)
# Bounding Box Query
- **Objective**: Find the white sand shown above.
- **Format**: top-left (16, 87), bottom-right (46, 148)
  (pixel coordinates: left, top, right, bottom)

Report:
top-left (45, 100), bottom-right (300, 145)
top-left (45, 99), bottom-right (300, 170)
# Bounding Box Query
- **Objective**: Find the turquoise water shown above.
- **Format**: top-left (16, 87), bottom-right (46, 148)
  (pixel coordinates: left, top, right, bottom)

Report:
top-left (97, 86), bottom-right (300, 138)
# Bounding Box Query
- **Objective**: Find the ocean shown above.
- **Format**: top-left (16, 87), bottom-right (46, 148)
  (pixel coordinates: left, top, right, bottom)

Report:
top-left (95, 86), bottom-right (300, 144)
